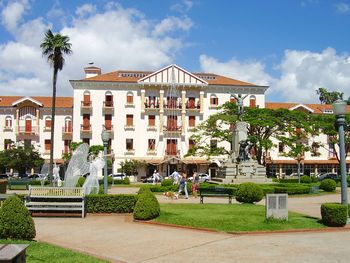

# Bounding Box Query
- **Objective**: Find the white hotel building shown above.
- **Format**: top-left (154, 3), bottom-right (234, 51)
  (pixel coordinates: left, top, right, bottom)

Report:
top-left (0, 64), bottom-right (348, 179)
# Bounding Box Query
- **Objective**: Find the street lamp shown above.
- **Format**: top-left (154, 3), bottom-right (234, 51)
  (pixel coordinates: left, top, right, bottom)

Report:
top-left (101, 129), bottom-right (110, 194)
top-left (332, 100), bottom-right (348, 206)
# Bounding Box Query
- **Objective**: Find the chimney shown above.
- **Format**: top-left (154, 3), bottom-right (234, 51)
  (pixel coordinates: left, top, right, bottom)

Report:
top-left (84, 65), bottom-right (101, 78)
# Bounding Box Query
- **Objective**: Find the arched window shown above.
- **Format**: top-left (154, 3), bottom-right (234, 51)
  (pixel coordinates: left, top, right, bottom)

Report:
top-left (83, 91), bottom-right (91, 106)
top-left (230, 95), bottom-right (237, 104)
top-left (126, 91), bottom-right (133, 105)
top-left (249, 95), bottom-right (256, 108)
top-left (64, 117), bottom-right (72, 133)
top-left (45, 117), bottom-right (52, 129)
top-left (5, 116), bottom-right (12, 128)
top-left (105, 91), bottom-right (113, 107)
top-left (25, 116), bottom-right (32, 133)
top-left (210, 94), bottom-right (218, 106)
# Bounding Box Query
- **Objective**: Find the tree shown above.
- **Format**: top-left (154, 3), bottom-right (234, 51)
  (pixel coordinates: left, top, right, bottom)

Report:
top-left (63, 142), bottom-right (104, 163)
top-left (0, 145), bottom-right (44, 175)
top-left (118, 159), bottom-right (146, 176)
top-left (316, 87), bottom-right (343, 104)
top-left (40, 29), bottom-right (72, 183)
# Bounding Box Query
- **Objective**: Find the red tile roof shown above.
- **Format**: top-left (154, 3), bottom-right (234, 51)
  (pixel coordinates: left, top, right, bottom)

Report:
top-left (0, 96), bottom-right (73, 108)
top-left (265, 102), bottom-right (350, 114)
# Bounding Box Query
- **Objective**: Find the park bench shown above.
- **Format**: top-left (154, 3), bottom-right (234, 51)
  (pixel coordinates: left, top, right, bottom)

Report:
top-left (198, 186), bottom-right (234, 204)
top-left (25, 186), bottom-right (86, 218)
top-left (7, 178), bottom-right (30, 190)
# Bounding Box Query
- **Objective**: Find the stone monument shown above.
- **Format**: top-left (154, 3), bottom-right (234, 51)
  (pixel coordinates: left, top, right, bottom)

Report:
top-left (221, 94), bottom-right (267, 184)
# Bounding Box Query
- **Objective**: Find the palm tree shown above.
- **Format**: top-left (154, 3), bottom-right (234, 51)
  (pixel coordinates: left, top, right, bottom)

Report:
top-left (40, 29), bottom-right (72, 184)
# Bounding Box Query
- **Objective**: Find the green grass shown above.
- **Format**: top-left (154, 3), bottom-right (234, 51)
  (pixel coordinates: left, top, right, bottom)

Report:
top-left (0, 239), bottom-right (109, 263)
top-left (155, 203), bottom-right (325, 232)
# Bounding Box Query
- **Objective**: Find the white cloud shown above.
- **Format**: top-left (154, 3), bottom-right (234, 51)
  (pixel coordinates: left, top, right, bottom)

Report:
top-left (199, 54), bottom-right (274, 86)
top-left (272, 48), bottom-right (350, 102)
top-left (335, 2), bottom-right (350, 13)
top-left (1, 0), bottom-right (28, 32)
top-left (171, 0), bottom-right (194, 13)
top-left (75, 4), bottom-right (96, 17)
top-left (153, 16), bottom-right (193, 36)
top-left (0, 2), bottom-right (193, 96)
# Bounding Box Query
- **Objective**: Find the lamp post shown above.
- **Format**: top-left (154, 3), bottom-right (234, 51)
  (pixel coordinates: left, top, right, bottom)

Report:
top-left (332, 100), bottom-right (348, 206)
top-left (101, 129), bottom-right (110, 194)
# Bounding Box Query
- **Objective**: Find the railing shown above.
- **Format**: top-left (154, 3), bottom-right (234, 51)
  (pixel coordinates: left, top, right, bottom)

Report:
top-left (103, 101), bottom-right (114, 108)
top-left (62, 127), bottom-right (73, 133)
top-left (165, 150), bottom-right (180, 156)
top-left (186, 100), bottom-right (200, 110)
top-left (145, 102), bottom-right (160, 109)
top-left (164, 100), bottom-right (181, 109)
top-left (81, 101), bottom-right (92, 107)
top-left (80, 124), bottom-right (91, 132)
top-left (103, 124), bottom-right (114, 132)
top-left (43, 126), bottom-right (51, 132)
top-left (17, 126), bottom-right (38, 135)
top-left (3, 126), bottom-right (13, 131)
top-left (163, 125), bottom-right (182, 132)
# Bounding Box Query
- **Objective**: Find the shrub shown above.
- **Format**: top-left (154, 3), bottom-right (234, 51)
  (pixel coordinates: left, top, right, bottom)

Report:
top-left (310, 176), bottom-right (318, 183)
top-left (0, 196), bottom-right (36, 240)
top-left (138, 186), bottom-right (152, 194)
top-left (300, 175), bottom-right (312, 184)
top-left (113, 177), bottom-right (130, 185)
top-left (161, 179), bottom-right (173, 187)
top-left (273, 184), bottom-right (311, 195)
top-left (321, 203), bottom-right (348, 227)
top-left (123, 177), bottom-right (130, 185)
top-left (76, 176), bottom-right (86, 187)
top-left (29, 180), bottom-right (50, 186)
top-left (0, 180), bottom-right (7, 194)
top-left (86, 194), bottom-right (137, 213)
top-left (320, 179), bottom-right (337, 192)
top-left (235, 183), bottom-right (263, 204)
top-left (133, 191), bottom-right (160, 220)
top-left (273, 178), bottom-right (299, 184)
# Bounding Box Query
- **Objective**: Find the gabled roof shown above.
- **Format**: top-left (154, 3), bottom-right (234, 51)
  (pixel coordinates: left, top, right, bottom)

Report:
top-left (138, 64), bottom-right (208, 86)
top-left (266, 102), bottom-right (350, 114)
top-left (0, 96), bottom-right (73, 108)
top-left (289, 104), bottom-right (314, 113)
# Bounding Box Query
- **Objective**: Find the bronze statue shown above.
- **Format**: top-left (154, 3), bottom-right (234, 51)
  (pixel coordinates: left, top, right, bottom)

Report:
top-left (237, 139), bottom-right (251, 162)
top-left (232, 94), bottom-right (248, 120)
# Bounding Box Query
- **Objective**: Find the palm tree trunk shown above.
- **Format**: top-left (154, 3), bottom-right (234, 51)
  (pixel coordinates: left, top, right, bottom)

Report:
top-left (49, 68), bottom-right (58, 185)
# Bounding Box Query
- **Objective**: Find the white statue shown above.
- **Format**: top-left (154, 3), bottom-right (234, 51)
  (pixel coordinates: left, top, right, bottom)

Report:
top-left (53, 163), bottom-right (61, 187)
top-left (83, 152), bottom-right (105, 195)
top-left (38, 163), bottom-right (49, 187)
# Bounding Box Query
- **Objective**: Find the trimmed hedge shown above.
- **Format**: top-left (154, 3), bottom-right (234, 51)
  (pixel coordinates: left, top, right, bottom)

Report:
top-left (29, 180), bottom-right (50, 186)
top-left (273, 184), bottom-right (311, 195)
top-left (320, 179), bottom-right (337, 192)
top-left (133, 191), bottom-right (160, 220)
top-left (0, 196), bottom-right (36, 240)
top-left (113, 177), bottom-right (130, 185)
top-left (0, 180), bottom-right (7, 194)
top-left (86, 194), bottom-right (137, 213)
top-left (300, 175), bottom-right (312, 184)
top-left (235, 183), bottom-right (263, 204)
top-left (321, 203), bottom-right (348, 227)
top-left (272, 178), bottom-right (299, 184)
top-left (161, 179), bottom-right (173, 187)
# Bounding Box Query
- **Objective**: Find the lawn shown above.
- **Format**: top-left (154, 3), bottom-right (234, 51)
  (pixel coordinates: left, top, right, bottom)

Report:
top-left (0, 239), bottom-right (109, 263)
top-left (155, 203), bottom-right (325, 232)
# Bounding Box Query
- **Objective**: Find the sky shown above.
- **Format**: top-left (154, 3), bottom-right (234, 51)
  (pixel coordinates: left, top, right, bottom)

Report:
top-left (1, 0), bottom-right (350, 103)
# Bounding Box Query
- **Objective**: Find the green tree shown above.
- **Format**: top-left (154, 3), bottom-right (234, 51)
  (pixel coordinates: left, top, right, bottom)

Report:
top-left (119, 159), bottom-right (146, 176)
top-left (316, 87), bottom-right (343, 104)
top-left (0, 145), bottom-right (44, 175)
top-left (40, 29), bottom-right (72, 183)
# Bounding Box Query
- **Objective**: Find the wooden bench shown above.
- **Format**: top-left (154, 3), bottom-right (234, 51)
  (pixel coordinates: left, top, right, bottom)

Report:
top-left (25, 186), bottom-right (86, 218)
top-left (198, 187), bottom-right (234, 204)
top-left (7, 179), bottom-right (30, 190)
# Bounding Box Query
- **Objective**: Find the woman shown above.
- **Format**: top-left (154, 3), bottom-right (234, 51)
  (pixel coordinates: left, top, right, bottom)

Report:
top-left (192, 172), bottom-right (199, 198)
top-left (178, 172), bottom-right (189, 199)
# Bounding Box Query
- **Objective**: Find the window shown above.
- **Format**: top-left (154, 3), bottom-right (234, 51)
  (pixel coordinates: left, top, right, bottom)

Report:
top-left (210, 140), bottom-right (217, 150)
top-left (45, 117), bottom-right (52, 129)
top-left (249, 95), bottom-right (256, 108)
top-left (148, 139), bottom-right (156, 150)
top-left (64, 140), bottom-right (71, 154)
top-left (189, 116), bottom-right (195, 127)
top-left (126, 139), bottom-right (133, 150)
top-left (82, 138), bottom-right (90, 145)
top-left (148, 115), bottom-right (155, 126)
top-left (105, 114), bottom-right (112, 130)
top-left (83, 114), bottom-right (90, 130)
top-left (189, 139), bottom-right (195, 149)
top-left (278, 142), bottom-right (284, 153)
top-left (45, 140), bottom-right (51, 152)
top-left (187, 97), bottom-right (196, 109)
top-left (83, 91), bottom-right (91, 106)
top-left (5, 116), bottom-right (12, 128)
top-left (126, 92), bottom-right (133, 104)
top-left (126, 114), bottom-right (133, 126)
top-left (105, 91), bottom-right (113, 107)
top-left (4, 139), bottom-right (12, 150)
top-left (64, 117), bottom-right (72, 133)
top-left (210, 95), bottom-right (218, 106)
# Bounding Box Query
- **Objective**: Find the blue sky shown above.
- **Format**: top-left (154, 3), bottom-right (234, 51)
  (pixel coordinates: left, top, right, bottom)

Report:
top-left (1, 0), bottom-right (350, 103)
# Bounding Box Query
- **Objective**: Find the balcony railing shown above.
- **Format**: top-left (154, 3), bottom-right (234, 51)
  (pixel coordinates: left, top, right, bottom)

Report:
top-left (103, 101), bottom-right (114, 108)
top-left (186, 100), bottom-right (200, 110)
top-left (43, 126), bottom-right (51, 132)
top-left (163, 125), bottom-right (182, 133)
top-left (145, 101), bottom-right (160, 109)
top-left (81, 101), bottom-right (92, 107)
top-left (80, 124), bottom-right (91, 132)
top-left (3, 126), bottom-right (13, 132)
top-left (164, 100), bottom-right (181, 110)
top-left (125, 149), bottom-right (135, 155)
top-left (103, 124), bottom-right (114, 131)
top-left (17, 126), bottom-right (38, 135)
top-left (62, 127), bottom-right (73, 134)
top-left (147, 149), bottom-right (157, 155)
top-left (165, 150), bottom-right (180, 156)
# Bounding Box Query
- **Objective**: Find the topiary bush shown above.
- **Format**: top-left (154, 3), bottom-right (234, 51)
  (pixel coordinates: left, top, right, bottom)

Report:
top-left (300, 175), bottom-right (312, 184)
top-left (133, 191), bottom-right (160, 220)
top-left (86, 194), bottom-right (137, 213)
top-left (310, 175), bottom-right (318, 183)
top-left (320, 179), bottom-right (337, 192)
top-left (0, 196), bottom-right (36, 240)
top-left (0, 180), bottom-right (7, 194)
top-left (235, 183), bottom-right (264, 204)
top-left (123, 177), bottom-right (130, 185)
top-left (161, 179), bottom-right (173, 187)
top-left (138, 186), bottom-right (152, 194)
top-left (321, 203), bottom-right (348, 227)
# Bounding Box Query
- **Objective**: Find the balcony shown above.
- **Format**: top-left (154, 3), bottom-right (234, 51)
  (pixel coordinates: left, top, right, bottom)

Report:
top-left (124, 125), bottom-right (135, 131)
top-left (81, 101), bottom-right (92, 113)
top-left (3, 126), bottom-right (13, 132)
top-left (103, 101), bottom-right (114, 112)
top-left (186, 100), bottom-right (200, 111)
top-left (43, 126), bottom-right (51, 132)
top-left (165, 150), bottom-right (180, 156)
top-left (144, 101), bottom-right (160, 111)
top-left (147, 149), bottom-right (157, 155)
top-left (103, 125), bottom-right (114, 137)
top-left (17, 126), bottom-right (38, 135)
top-left (164, 100), bottom-right (181, 111)
top-left (147, 125), bottom-right (157, 131)
top-left (125, 149), bottom-right (135, 155)
top-left (62, 126), bottom-right (73, 139)
top-left (163, 125), bottom-right (182, 134)
top-left (80, 124), bottom-right (92, 133)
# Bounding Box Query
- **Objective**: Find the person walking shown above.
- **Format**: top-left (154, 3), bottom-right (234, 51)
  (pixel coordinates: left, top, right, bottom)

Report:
top-left (153, 170), bottom-right (160, 185)
top-left (192, 172), bottom-right (199, 198)
top-left (178, 172), bottom-right (189, 199)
